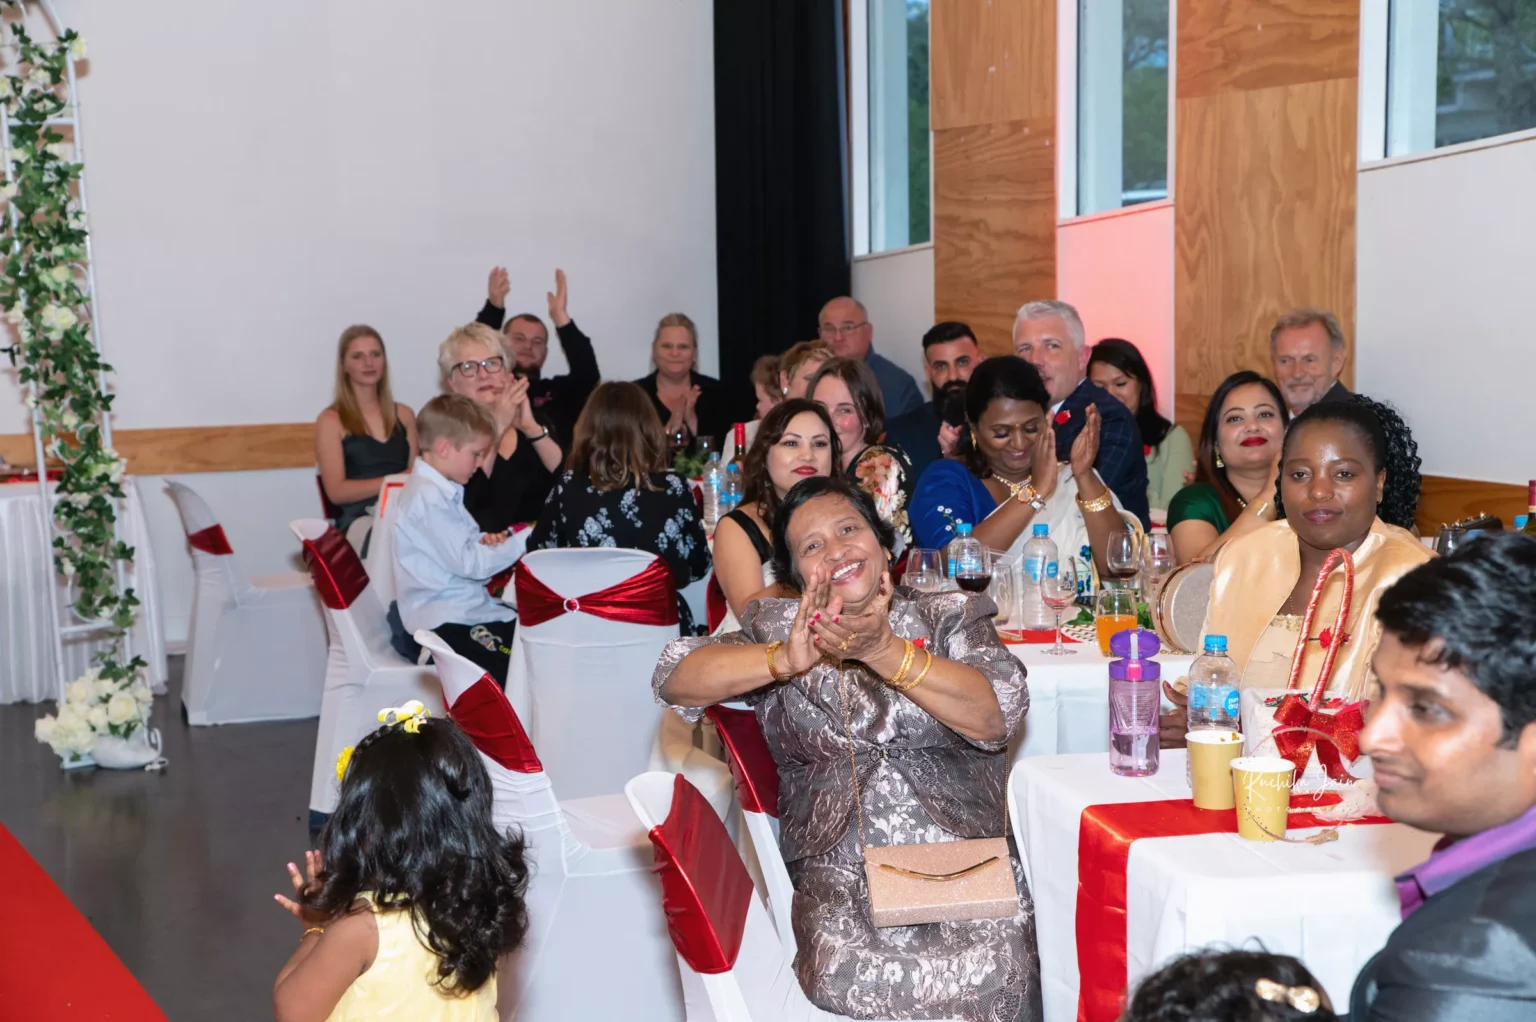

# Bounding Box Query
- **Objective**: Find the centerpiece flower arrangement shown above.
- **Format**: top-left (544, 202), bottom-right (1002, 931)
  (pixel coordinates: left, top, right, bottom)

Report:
top-left (34, 668), bottom-right (155, 767)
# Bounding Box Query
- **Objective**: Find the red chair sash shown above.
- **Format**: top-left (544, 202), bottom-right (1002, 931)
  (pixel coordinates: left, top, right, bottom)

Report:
top-left (300, 526), bottom-right (369, 610)
top-left (646, 775), bottom-right (754, 975)
top-left (515, 557), bottom-right (679, 628)
top-left (705, 574), bottom-right (728, 633)
top-left (448, 674), bottom-right (543, 774)
top-left (704, 706), bottom-right (779, 818)
top-left (315, 473), bottom-right (343, 522)
top-left (187, 524), bottom-right (233, 557)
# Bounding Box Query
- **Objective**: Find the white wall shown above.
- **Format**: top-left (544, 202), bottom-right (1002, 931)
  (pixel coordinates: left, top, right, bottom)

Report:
top-left (3, 0), bottom-right (718, 644)
top-left (1356, 131), bottom-right (1536, 484)
top-left (851, 243), bottom-right (935, 400)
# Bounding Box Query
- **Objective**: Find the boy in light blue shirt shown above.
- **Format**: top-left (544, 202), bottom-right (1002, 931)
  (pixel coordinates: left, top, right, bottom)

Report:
top-left (393, 394), bottom-right (525, 681)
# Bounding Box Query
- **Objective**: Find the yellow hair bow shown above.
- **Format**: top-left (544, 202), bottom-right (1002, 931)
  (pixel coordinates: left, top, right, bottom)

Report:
top-left (378, 699), bottom-right (432, 734)
top-left (335, 745), bottom-right (354, 782)
top-left (1255, 978), bottom-right (1321, 1013)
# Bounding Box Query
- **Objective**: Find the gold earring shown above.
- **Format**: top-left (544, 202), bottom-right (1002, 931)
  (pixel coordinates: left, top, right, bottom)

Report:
top-left (969, 427), bottom-right (978, 448)
top-left (1215, 451), bottom-right (1225, 469)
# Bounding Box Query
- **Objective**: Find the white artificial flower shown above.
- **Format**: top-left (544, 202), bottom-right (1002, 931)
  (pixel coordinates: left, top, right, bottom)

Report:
top-left (59, 557), bottom-right (75, 579)
top-left (0, 182), bottom-right (15, 202)
top-left (64, 678), bottom-right (92, 704)
top-left (27, 67), bottom-right (50, 88)
top-left (8, 146), bottom-right (27, 164)
top-left (108, 459), bottom-right (127, 484)
top-left (92, 678), bottom-right (116, 700)
top-left (59, 409), bottom-right (78, 430)
top-left (87, 705), bottom-right (109, 730)
top-left (0, 76), bottom-right (13, 99)
top-left (57, 720), bottom-right (95, 755)
top-left (46, 142), bottom-right (69, 160)
top-left (22, 388), bottom-right (36, 409)
top-left (69, 38), bottom-right (87, 60)
top-left (34, 714), bottom-right (57, 742)
top-left (131, 683), bottom-right (153, 706)
top-left (106, 691), bottom-right (138, 726)
top-left (4, 305), bottom-right (23, 325)
top-left (39, 303), bottom-right (76, 338)
top-left (56, 702), bottom-right (87, 730)
top-left (47, 264), bottom-right (70, 286)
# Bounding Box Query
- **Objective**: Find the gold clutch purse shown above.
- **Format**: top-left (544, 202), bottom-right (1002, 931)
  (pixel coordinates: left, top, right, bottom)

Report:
top-left (836, 671), bottom-right (1019, 928)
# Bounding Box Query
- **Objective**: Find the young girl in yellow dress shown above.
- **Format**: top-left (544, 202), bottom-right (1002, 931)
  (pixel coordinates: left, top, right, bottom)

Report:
top-left (272, 704), bottom-right (529, 1021)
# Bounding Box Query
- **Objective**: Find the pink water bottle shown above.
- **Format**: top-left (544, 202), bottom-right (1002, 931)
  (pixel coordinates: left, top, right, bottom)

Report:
top-left (1108, 628), bottom-right (1162, 777)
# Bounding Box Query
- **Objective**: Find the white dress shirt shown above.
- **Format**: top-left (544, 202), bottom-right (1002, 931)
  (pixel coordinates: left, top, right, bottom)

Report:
top-left (393, 458), bottom-right (525, 634)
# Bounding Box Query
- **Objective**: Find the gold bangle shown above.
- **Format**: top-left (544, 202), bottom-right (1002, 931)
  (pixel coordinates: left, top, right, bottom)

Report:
top-left (885, 639), bottom-right (916, 689)
top-left (1076, 491), bottom-right (1113, 514)
top-left (301, 927), bottom-right (325, 942)
top-left (1248, 500), bottom-right (1271, 520)
top-left (893, 645), bottom-right (933, 692)
top-left (765, 640), bottom-right (789, 682)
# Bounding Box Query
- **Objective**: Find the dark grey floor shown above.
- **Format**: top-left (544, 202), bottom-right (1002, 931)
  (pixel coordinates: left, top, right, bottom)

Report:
top-left (0, 656), bottom-right (315, 1021)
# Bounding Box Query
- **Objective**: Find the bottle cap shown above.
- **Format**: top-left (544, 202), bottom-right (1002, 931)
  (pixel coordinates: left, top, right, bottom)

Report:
top-left (1109, 657), bottom-right (1161, 681)
top-left (1109, 628), bottom-right (1160, 660)
top-left (1204, 634), bottom-right (1228, 653)
top-left (1032, 523), bottom-right (1049, 536)
top-left (1518, 515), bottom-right (1530, 529)
top-left (727, 463), bottom-right (740, 473)
top-left (956, 522), bottom-right (972, 535)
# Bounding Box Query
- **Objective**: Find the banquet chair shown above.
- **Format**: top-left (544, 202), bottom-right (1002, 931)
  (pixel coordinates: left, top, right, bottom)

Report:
top-left (360, 473), bottom-right (410, 607)
top-left (509, 547), bottom-right (723, 803)
top-left (414, 629), bottom-right (688, 1022)
top-left (704, 706), bottom-right (797, 954)
top-left (626, 772), bottom-right (962, 1022)
top-left (288, 519), bottom-right (442, 817)
top-left (164, 480), bottom-right (326, 725)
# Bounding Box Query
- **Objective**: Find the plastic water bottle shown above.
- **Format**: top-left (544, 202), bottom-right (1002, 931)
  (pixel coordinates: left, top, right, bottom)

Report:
top-left (724, 463), bottom-right (743, 513)
top-left (1018, 523), bottom-right (1058, 631)
top-left (1108, 629), bottom-right (1162, 776)
top-left (947, 523), bottom-right (989, 592)
top-left (702, 453), bottom-right (724, 530)
top-left (1188, 634), bottom-right (1240, 733)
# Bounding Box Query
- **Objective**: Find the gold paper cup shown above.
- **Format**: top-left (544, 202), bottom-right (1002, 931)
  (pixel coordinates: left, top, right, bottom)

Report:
top-left (1188, 730), bottom-right (1243, 810)
top-left (1231, 755), bottom-right (1295, 842)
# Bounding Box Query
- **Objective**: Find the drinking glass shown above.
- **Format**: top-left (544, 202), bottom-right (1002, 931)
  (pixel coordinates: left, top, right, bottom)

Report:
top-left (1094, 588), bottom-right (1138, 655)
top-left (695, 435), bottom-right (716, 462)
top-left (1141, 533), bottom-right (1175, 599)
top-left (1039, 559), bottom-right (1079, 656)
top-left (1105, 527), bottom-right (1140, 592)
top-left (903, 548), bottom-right (943, 592)
top-left (988, 550), bottom-right (1017, 627)
top-left (668, 428), bottom-right (689, 464)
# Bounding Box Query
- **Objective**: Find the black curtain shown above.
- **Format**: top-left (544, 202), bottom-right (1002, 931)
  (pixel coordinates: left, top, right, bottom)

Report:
top-left (713, 0), bottom-right (850, 389)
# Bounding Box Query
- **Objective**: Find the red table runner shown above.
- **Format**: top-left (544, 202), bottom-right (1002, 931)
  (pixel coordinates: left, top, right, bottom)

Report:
top-left (1001, 628), bottom-right (1080, 645)
top-left (1075, 794), bottom-right (1391, 1022)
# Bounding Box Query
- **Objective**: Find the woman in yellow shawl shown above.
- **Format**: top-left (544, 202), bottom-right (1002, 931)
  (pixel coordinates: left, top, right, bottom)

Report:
top-left (1162, 398), bottom-right (1430, 741)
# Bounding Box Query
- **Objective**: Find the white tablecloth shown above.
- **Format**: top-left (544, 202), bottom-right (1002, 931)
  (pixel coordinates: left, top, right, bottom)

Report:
top-left (1009, 640), bottom-right (1194, 765)
top-left (0, 476), bottom-right (168, 704)
top-left (1009, 751), bottom-right (1439, 1021)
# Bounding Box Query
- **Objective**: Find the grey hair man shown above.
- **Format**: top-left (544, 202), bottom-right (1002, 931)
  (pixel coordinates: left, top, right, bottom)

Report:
top-left (1013, 298), bottom-right (1150, 528)
top-left (1270, 307), bottom-right (1350, 416)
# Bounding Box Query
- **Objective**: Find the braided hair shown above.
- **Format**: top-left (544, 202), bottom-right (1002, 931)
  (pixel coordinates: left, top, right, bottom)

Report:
top-left (1275, 395), bottom-right (1421, 529)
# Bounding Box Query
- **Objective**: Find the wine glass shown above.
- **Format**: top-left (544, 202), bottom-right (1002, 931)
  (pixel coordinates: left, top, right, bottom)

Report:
top-left (1039, 558), bottom-right (1079, 656)
top-left (1141, 533), bottom-right (1175, 599)
top-left (1105, 527), bottom-right (1140, 593)
top-left (695, 435), bottom-right (716, 463)
top-left (902, 548), bottom-right (943, 592)
top-left (988, 550), bottom-right (1017, 628)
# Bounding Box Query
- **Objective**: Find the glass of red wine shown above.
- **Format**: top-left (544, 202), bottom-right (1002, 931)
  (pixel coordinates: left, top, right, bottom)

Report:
top-left (1104, 527), bottom-right (1140, 594)
top-left (955, 548), bottom-right (992, 594)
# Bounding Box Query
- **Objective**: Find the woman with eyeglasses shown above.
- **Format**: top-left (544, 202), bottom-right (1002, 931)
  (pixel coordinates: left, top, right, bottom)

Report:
top-left (438, 322), bottom-right (563, 532)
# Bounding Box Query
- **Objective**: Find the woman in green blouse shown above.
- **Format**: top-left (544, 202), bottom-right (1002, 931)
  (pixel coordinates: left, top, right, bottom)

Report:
top-left (1165, 371), bottom-right (1290, 564)
top-left (1087, 339), bottom-right (1193, 514)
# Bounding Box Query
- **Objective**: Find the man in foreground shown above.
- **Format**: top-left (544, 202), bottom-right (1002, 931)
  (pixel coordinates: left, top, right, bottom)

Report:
top-left (1352, 532), bottom-right (1536, 1020)
top-left (885, 321), bottom-right (980, 480)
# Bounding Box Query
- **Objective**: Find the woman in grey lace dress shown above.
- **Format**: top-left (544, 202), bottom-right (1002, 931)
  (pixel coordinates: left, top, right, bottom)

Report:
top-left (653, 476), bottom-right (1042, 1021)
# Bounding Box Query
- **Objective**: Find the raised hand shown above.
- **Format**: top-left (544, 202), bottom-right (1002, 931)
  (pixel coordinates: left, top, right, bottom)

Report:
top-left (780, 565), bottom-right (828, 675)
top-left (274, 850), bottom-right (329, 928)
top-left (1070, 403), bottom-right (1102, 480)
top-left (937, 422), bottom-right (962, 458)
top-left (487, 266), bottom-right (511, 309)
top-left (546, 269), bottom-right (570, 327)
top-left (1032, 424), bottom-right (1061, 502)
top-left (810, 570), bottom-right (897, 664)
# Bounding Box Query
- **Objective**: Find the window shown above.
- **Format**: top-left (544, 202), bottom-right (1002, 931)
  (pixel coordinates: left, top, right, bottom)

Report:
top-left (1386, 0), bottom-right (1536, 156)
top-left (1076, 0), bottom-right (1170, 216)
top-left (864, 0), bottom-right (930, 253)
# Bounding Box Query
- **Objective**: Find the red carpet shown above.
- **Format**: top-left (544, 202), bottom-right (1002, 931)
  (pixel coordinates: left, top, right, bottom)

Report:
top-left (0, 824), bottom-right (167, 1021)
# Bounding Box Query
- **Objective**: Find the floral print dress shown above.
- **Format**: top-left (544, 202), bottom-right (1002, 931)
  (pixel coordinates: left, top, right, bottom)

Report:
top-left (527, 470), bottom-right (712, 634)
top-left (850, 442), bottom-right (914, 553)
top-left (653, 591), bottom-right (1042, 1021)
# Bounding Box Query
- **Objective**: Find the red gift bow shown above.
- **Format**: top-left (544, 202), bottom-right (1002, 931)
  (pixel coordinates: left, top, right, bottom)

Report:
top-left (1074, 794), bottom-right (1392, 1022)
top-left (1272, 695), bottom-right (1367, 783)
top-left (514, 556), bottom-right (679, 628)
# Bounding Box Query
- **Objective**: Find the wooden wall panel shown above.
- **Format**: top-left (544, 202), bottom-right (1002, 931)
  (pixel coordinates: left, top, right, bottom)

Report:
top-left (0, 423), bottom-right (315, 476)
top-left (1178, 0), bottom-right (1358, 98)
top-left (1416, 475), bottom-right (1528, 537)
top-left (931, 0), bottom-right (1056, 358)
top-left (1174, 76), bottom-right (1357, 407)
top-left (933, 118), bottom-right (1056, 355)
top-left (931, 0), bottom-right (1054, 130)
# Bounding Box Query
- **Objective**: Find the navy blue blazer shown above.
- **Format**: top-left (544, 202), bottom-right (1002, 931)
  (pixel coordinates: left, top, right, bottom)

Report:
top-left (1053, 377), bottom-right (1150, 528)
top-left (885, 400), bottom-right (943, 483)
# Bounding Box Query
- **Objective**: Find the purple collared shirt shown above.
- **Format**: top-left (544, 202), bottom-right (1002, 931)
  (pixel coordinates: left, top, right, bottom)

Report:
top-left (1396, 803), bottom-right (1536, 918)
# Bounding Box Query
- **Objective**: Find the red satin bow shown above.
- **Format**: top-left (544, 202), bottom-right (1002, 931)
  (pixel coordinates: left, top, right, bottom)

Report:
top-left (515, 556), bottom-right (679, 628)
top-left (1272, 695), bottom-right (1366, 784)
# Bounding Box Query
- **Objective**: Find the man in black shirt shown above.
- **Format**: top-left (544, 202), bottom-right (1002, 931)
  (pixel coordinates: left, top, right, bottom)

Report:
top-left (474, 267), bottom-right (602, 449)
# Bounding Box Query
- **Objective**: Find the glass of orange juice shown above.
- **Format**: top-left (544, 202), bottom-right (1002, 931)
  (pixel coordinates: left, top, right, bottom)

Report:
top-left (1095, 588), bottom-right (1138, 655)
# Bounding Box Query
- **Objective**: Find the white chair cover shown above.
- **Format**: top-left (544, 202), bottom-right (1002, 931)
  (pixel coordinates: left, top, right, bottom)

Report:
top-left (164, 481), bottom-right (326, 725)
top-left (626, 772), bottom-right (956, 1022)
top-left (289, 518), bottom-right (442, 815)
top-left (414, 630), bottom-right (686, 1022)
top-left (362, 473), bottom-right (410, 608)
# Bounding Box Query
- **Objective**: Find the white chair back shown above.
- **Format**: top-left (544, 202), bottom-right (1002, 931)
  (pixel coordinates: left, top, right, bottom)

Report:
top-left (363, 473), bottom-right (411, 607)
top-left (165, 479), bottom-right (238, 591)
top-left (511, 548), bottom-right (679, 802)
